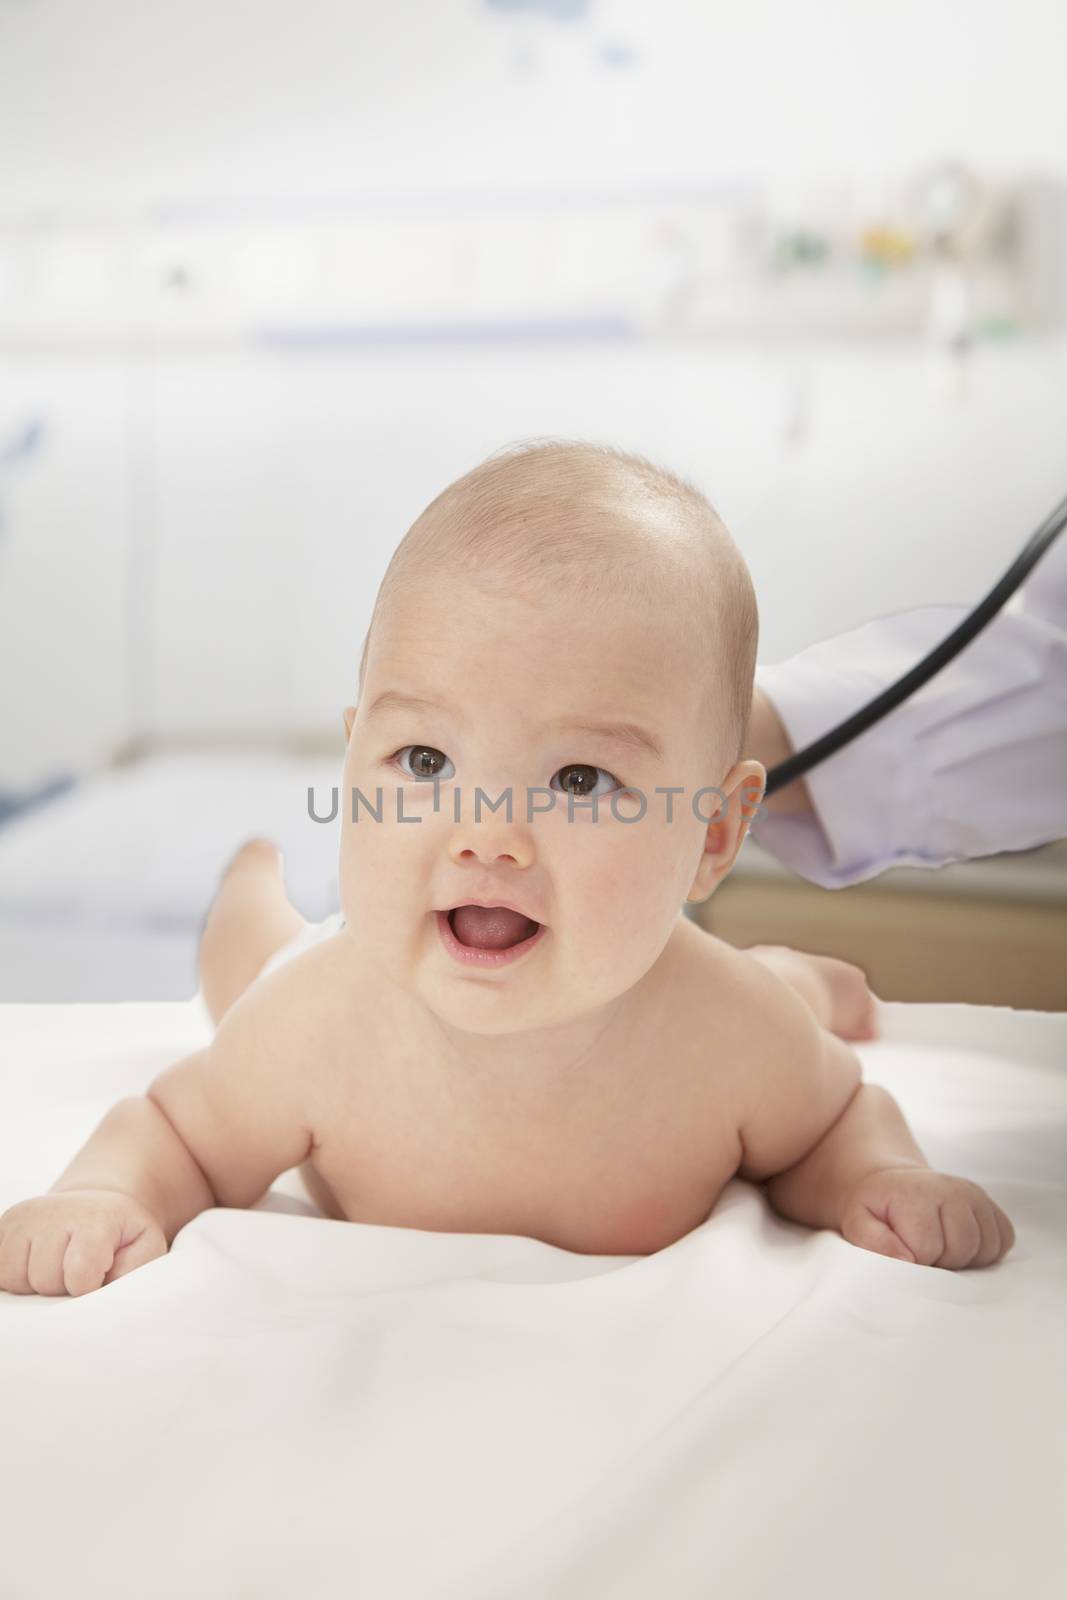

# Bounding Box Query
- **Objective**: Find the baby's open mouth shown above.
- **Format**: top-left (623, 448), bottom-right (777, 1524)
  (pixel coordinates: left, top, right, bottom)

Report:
top-left (446, 905), bottom-right (542, 951)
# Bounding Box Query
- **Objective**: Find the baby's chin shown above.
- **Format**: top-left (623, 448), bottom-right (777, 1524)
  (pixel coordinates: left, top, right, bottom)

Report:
top-left (421, 991), bottom-right (614, 1041)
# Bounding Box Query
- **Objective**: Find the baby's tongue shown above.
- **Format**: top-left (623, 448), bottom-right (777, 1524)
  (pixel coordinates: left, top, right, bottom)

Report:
top-left (451, 905), bottom-right (539, 950)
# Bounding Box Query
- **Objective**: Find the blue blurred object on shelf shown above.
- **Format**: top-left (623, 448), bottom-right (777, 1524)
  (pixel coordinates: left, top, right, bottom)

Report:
top-left (0, 417), bottom-right (46, 549)
top-left (0, 773), bottom-right (76, 829)
top-left (485, 0), bottom-right (591, 19)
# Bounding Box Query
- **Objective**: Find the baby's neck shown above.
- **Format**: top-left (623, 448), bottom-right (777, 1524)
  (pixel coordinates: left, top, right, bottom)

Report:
top-left (428, 989), bottom-right (635, 1100)
top-left (334, 912), bottom-right (685, 1108)
top-left (420, 929), bottom-right (686, 1112)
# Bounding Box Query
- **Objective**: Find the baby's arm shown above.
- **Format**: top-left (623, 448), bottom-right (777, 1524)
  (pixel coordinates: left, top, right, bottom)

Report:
top-left (735, 962), bottom-right (1015, 1270)
top-left (49, 1072), bottom-right (216, 1245)
top-left (0, 982), bottom-right (314, 1296)
top-left (142, 980), bottom-right (314, 1218)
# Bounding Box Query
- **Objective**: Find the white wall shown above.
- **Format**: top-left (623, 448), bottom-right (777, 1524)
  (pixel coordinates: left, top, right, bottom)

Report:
top-left (141, 335), bottom-right (1067, 728)
top-left (4, 333), bottom-right (1064, 790)
top-left (0, 361), bottom-right (134, 786)
top-left (1, 0), bottom-right (1066, 210)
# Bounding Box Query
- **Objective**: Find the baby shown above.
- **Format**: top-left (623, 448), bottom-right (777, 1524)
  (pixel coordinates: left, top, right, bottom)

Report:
top-left (0, 441), bottom-right (1015, 1294)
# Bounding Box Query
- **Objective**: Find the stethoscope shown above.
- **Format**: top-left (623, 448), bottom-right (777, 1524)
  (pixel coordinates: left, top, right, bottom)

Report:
top-left (764, 489), bottom-right (1067, 797)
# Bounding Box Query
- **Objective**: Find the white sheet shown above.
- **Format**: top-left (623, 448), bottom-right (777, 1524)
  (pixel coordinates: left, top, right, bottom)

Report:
top-left (1, 996), bottom-right (1064, 1600)
top-left (0, 750), bottom-right (342, 925)
top-left (0, 749), bottom-right (342, 999)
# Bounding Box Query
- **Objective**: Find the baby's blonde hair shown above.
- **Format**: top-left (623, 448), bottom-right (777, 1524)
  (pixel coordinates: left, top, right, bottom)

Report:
top-left (357, 438), bottom-right (759, 775)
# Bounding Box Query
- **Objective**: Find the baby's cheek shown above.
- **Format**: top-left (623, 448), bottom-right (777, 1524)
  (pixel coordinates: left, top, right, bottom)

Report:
top-left (572, 830), bottom-right (675, 940)
top-left (338, 809), bottom-right (419, 912)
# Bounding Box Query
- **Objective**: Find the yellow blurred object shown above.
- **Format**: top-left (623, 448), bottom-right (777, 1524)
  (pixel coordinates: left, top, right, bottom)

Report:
top-left (858, 224), bottom-right (916, 266)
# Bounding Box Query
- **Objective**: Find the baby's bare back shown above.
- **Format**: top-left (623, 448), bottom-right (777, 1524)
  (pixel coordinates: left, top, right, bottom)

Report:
top-left (268, 915), bottom-right (753, 1256)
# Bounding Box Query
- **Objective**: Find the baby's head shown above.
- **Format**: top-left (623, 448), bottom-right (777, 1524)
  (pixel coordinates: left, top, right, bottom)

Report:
top-left (339, 439), bottom-right (764, 1035)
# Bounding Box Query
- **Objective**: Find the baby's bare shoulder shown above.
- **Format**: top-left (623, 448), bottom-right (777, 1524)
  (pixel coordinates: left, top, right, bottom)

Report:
top-left (671, 921), bottom-right (863, 1181)
top-left (670, 915), bottom-right (779, 1013)
top-left (226, 937), bottom-right (359, 1106)
top-left (670, 918), bottom-right (824, 1080)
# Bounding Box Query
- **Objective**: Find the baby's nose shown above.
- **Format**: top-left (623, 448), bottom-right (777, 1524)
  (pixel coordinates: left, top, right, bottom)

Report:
top-left (447, 806), bottom-right (534, 871)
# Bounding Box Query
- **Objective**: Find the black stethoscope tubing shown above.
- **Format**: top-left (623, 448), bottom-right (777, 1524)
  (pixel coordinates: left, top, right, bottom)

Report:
top-left (764, 490), bottom-right (1067, 796)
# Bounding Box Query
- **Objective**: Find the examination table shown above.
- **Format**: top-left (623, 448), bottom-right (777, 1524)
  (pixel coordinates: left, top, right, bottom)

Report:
top-left (1, 996), bottom-right (1064, 1599)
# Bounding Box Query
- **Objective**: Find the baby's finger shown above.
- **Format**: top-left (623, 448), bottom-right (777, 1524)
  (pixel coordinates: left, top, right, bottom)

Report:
top-left (886, 1191), bottom-right (945, 1267)
top-left (936, 1197), bottom-right (982, 1269)
top-left (985, 1203), bottom-right (1017, 1267)
top-left (0, 1229), bottom-right (33, 1294)
top-left (991, 1201), bottom-right (1016, 1260)
top-left (27, 1228), bottom-right (75, 1297)
top-left (102, 1219), bottom-right (166, 1286)
top-left (63, 1227), bottom-right (115, 1297)
top-left (842, 1202), bottom-right (916, 1263)
top-left (966, 1198), bottom-right (1005, 1269)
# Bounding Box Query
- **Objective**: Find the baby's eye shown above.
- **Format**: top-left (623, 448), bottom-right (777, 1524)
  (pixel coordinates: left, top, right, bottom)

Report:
top-left (393, 745), bottom-right (455, 781)
top-left (550, 763), bottom-right (621, 799)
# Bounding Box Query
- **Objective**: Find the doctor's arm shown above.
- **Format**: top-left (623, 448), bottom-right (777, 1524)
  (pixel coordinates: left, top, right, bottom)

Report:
top-left (744, 541), bottom-right (1067, 889)
top-left (746, 686), bottom-right (815, 819)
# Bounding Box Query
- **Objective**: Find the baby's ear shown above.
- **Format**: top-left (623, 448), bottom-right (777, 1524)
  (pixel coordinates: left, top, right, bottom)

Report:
top-left (342, 706), bottom-right (357, 742)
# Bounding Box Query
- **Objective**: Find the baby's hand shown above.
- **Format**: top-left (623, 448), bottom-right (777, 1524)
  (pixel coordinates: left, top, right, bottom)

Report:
top-left (0, 1189), bottom-right (167, 1297)
top-left (841, 1167), bottom-right (1015, 1270)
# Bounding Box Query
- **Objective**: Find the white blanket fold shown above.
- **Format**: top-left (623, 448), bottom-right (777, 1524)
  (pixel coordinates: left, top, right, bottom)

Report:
top-left (1, 997), bottom-right (1064, 1600)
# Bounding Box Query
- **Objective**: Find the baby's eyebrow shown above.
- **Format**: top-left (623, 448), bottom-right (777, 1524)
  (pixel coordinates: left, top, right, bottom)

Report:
top-left (366, 690), bottom-right (452, 722)
top-left (367, 689), bottom-right (664, 762)
top-left (551, 718), bottom-right (664, 761)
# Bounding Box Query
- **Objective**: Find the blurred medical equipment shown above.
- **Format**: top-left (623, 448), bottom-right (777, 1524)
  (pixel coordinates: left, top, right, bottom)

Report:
top-left (1, 174), bottom-right (1060, 344)
top-left (911, 160), bottom-right (991, 355)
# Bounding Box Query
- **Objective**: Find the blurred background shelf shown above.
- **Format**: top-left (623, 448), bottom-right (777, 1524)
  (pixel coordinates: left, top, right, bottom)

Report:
top-left (691, 836), bottom-right (1067, 1013)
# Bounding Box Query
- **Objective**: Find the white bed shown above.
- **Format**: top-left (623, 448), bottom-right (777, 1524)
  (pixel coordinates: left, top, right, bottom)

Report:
top-left (0, 749), bottom-right (342, 1000)
top-left (1, 995), bottom-right (1064, 1599)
